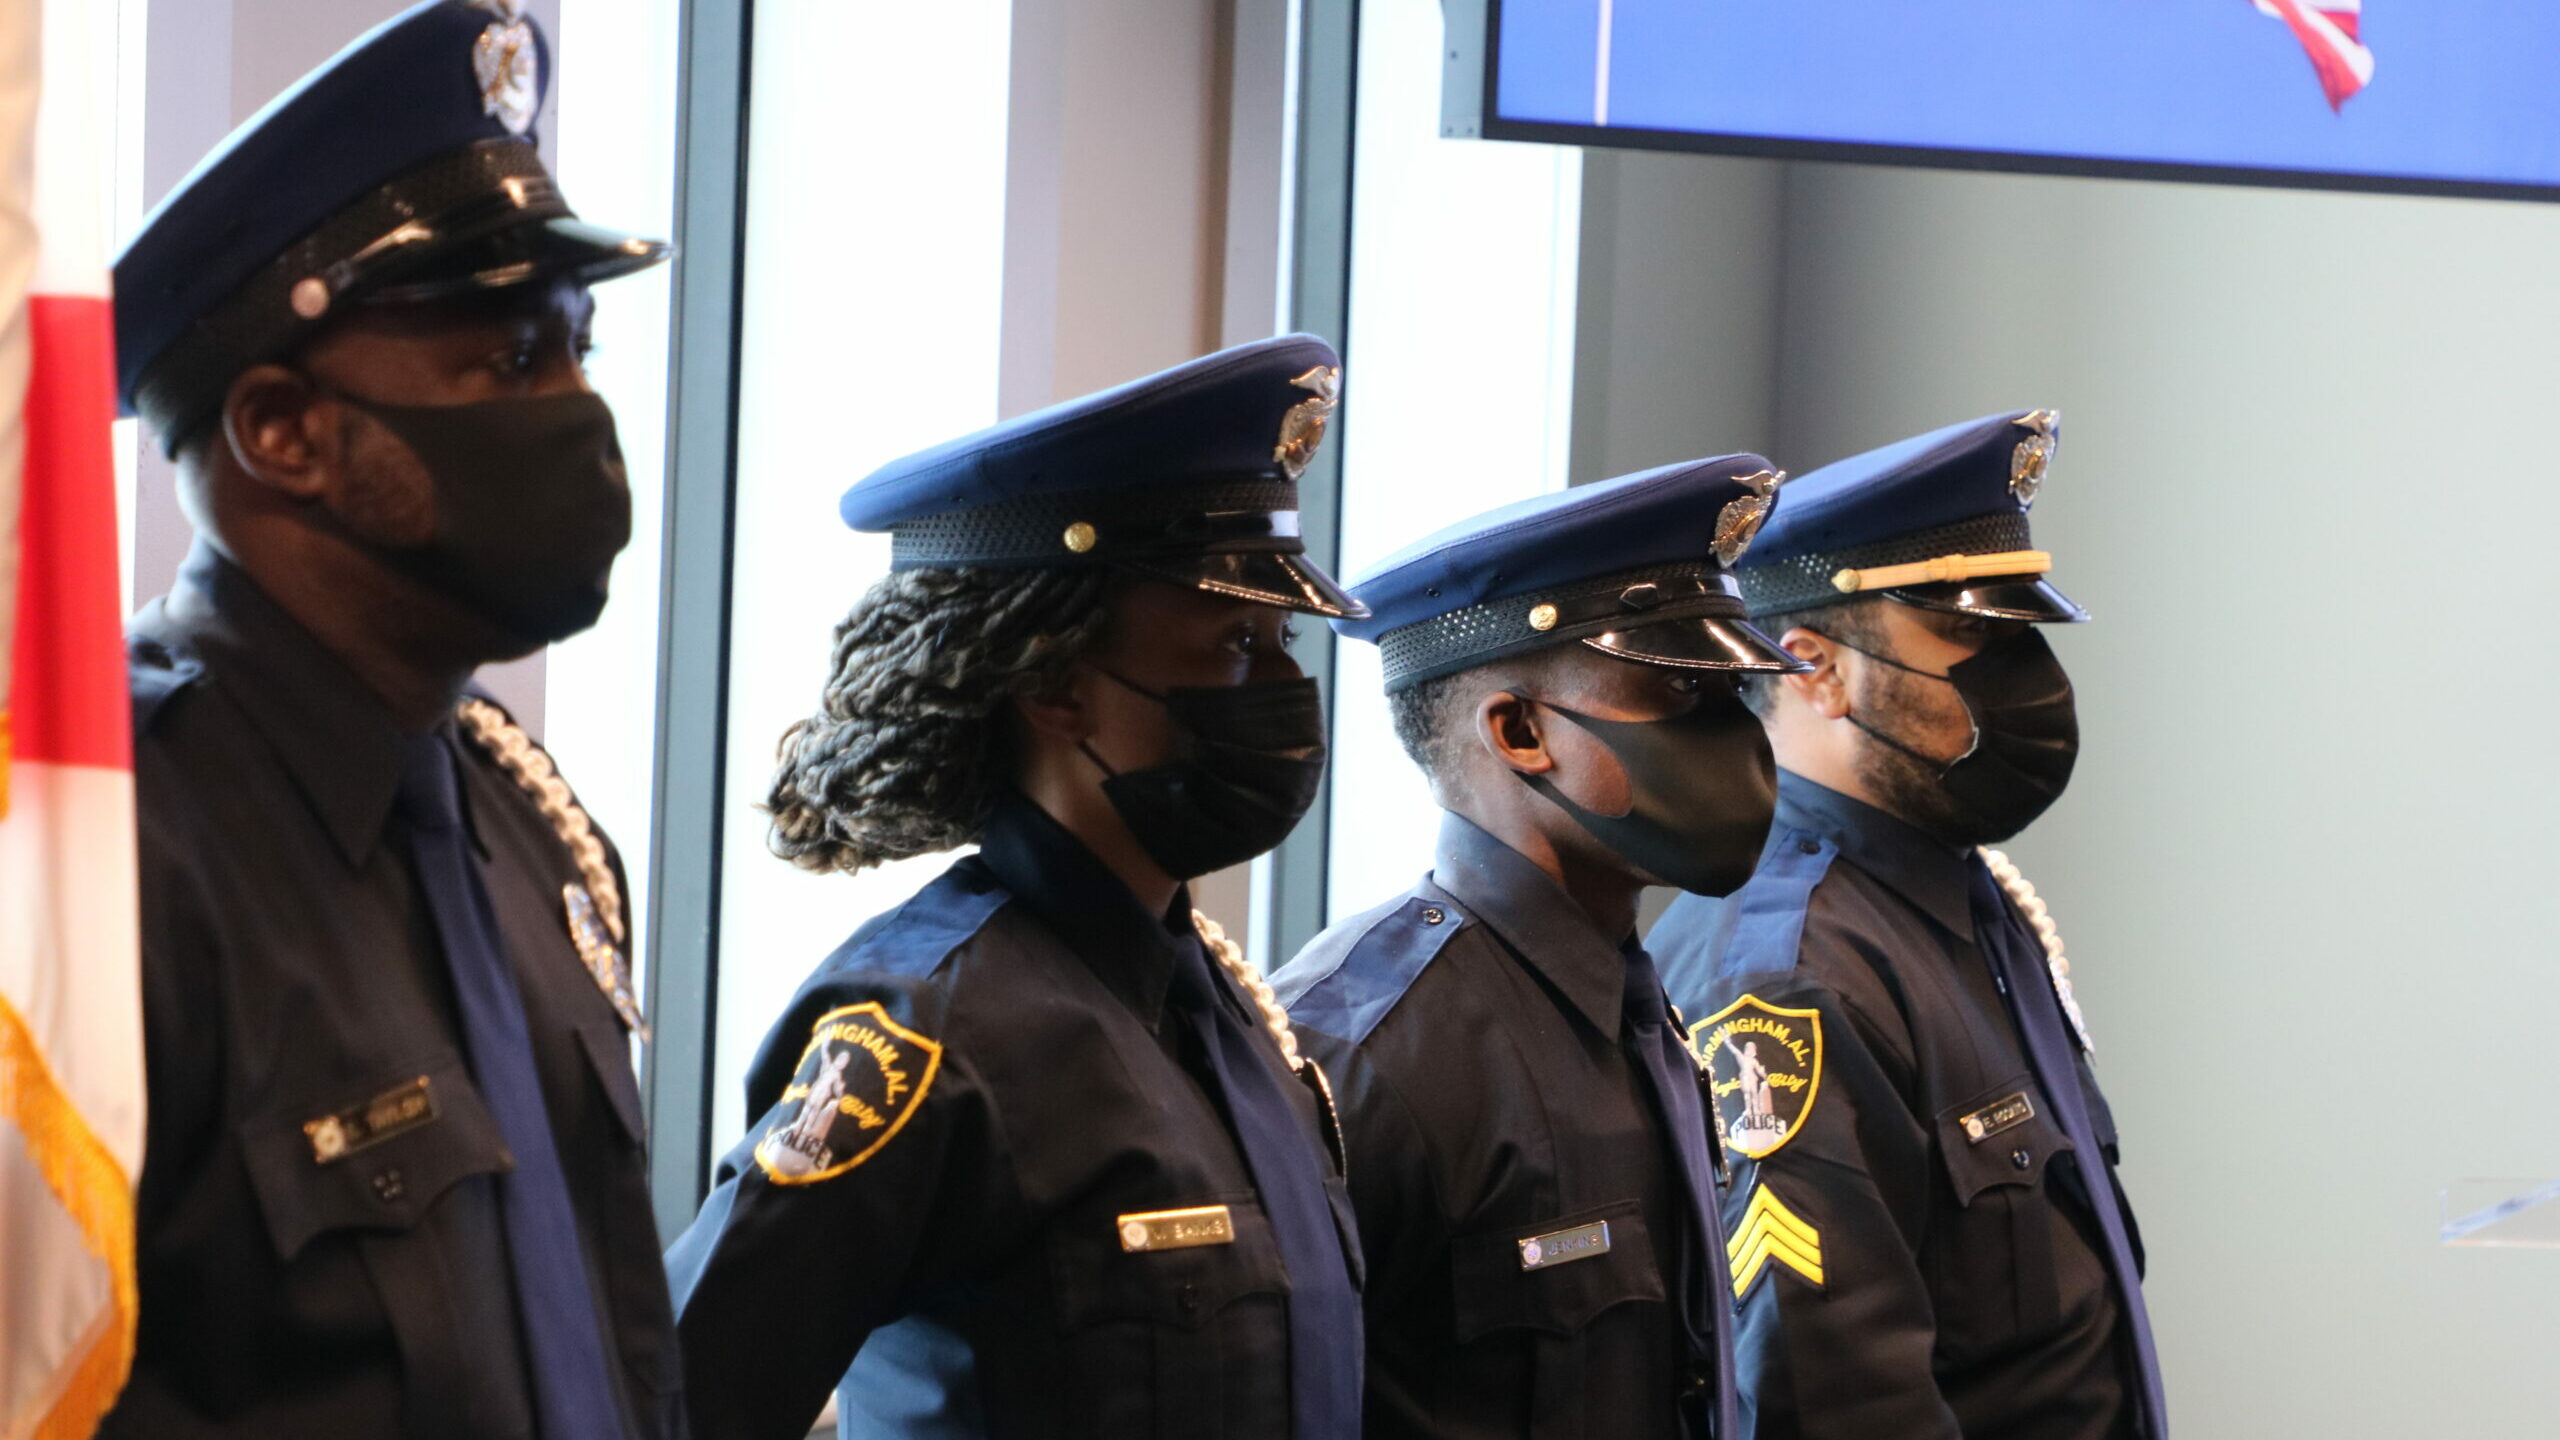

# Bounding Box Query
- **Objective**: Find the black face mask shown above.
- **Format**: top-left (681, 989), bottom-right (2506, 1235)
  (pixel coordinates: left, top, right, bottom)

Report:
top-left (331, 389), bottom-right (634, 645)
top-left (1519, 686), bottom-right (1778, 897)
top-left (1837, 625), bottom-right (2079, 844)
top-left (1082, 672), bottom-right (1330, 880)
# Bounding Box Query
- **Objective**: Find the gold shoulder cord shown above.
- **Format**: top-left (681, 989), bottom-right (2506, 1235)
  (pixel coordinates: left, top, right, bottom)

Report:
top-left (456, 698), bottom-right (649, 1037)
top-left (1194, 909), bottom-right (1348, 1178)
top-left (1978, 848), bottom-right (2093, 1054)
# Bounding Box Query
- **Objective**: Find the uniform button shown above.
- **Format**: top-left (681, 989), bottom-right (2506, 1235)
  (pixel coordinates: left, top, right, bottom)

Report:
top-left (1179, 1283), bottom-right (1201, 1319)
top-left (372, 1168), bottom-right (406, 1203)
top-left (2010, 1148), bottom-right (2032, 1172)
top-left (1420, 907), bottom-right (1445, 925)
top-left (1797, 838), bottom-right (1821, 856)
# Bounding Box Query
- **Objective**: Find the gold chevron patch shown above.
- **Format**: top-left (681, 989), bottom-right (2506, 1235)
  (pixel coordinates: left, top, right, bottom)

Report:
top-left (1727, 1184), bottom-right (1824, 1298)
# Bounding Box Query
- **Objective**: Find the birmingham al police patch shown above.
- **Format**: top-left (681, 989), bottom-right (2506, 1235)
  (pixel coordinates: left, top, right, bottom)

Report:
top-left (755, 1002), bottom-right (943, 1185)
top-left (1689, 994), bottom-right (1823, 1162)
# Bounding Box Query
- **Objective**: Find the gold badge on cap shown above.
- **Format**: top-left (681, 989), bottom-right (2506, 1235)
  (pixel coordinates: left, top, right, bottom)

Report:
top-left (1713, 469), bottom-right (1785, 567)
top-left (2011, 409), bottom-right (2061, 505)
top-left (1272, 366), bottom-right (1341, 480)
top-left (470, 1), bottom-right (538, 136)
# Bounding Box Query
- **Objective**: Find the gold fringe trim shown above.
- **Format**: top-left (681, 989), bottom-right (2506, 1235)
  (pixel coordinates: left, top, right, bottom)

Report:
top-left (0, 991), bottom-right (138, 1438)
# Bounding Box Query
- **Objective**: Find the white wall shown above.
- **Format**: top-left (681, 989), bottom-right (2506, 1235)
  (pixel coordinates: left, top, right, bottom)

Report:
top-left (1762, 161), bottom-right (2560, 1437)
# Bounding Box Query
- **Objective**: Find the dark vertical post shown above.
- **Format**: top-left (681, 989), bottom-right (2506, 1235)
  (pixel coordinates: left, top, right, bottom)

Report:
top-left (643, 0), bottom-right (753, 1245)
top-left (1265, 0), bottom-right (1358, 966)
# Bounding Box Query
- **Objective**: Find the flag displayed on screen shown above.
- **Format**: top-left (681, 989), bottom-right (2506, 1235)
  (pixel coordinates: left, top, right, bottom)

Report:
top-left (1464, 0), bottom-right (2560, 196)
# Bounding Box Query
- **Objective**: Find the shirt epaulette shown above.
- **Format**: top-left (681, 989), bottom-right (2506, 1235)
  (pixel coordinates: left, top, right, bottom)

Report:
top-left (127, 634), bottom-right (206, 736)
top-left (1275, 892), bottom-right (1468, 1046)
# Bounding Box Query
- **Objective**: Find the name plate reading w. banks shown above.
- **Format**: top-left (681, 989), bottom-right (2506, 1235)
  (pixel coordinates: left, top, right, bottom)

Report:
top-left (1518, 1220), bottom-right (1611, 1271)
top-left (1118, 1205), bottom-right (1236, 1253)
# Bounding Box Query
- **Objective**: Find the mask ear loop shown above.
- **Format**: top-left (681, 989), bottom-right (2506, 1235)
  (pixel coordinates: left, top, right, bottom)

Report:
top-left (1076, 666), bottom-right (1168, 780)
top-left (1813, 631), bottom-right (1980, 774)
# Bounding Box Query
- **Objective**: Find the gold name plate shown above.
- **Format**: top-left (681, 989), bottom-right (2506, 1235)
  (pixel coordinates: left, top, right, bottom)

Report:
top-left (1959, 1092), bottom-right (2035, 1144)
top-left (1518, 1220), bottom-right (1611, 1271)
top-left (305, 1077), bottom-right (436, 1164)
top-left (1118, 1205), bottom-right (1236, 1253)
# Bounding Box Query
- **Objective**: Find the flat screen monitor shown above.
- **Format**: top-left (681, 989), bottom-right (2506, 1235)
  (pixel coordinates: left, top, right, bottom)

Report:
top-left (1443, 0), bottom-right (2560, 201)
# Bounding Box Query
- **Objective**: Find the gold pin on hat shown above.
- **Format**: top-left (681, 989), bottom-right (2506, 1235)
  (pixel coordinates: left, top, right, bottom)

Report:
top-left (2010, 410), bottom-right (2061, 505)
top-left (1272, 366), bottom-right (1341, 480)
top-left (1527, 603), bottom-right (1559, 632)
top-left (1062, 521), bottom-right (1098, 554)
top-left (1714, 469), bottom-right (1785, 566)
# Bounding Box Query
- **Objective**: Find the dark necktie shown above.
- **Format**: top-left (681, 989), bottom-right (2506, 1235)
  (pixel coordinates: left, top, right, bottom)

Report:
top-left (1621, 943), bottom-right (1739, 1440)
top-left (397, 733), bottom-right (628, 1440)
top-left (1164, 938), bottom-right (1363, 1440)
top-left (1968, 861), bottom-right (2168, 1439)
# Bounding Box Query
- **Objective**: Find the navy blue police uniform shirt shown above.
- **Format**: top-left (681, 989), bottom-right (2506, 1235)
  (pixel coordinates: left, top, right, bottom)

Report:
top-left (1269, 813), bottom-right (1707, 1440)
top-left (665, 790), bottom-right (1363, 1440)
top-left (113, 543), bottom-right (680, 1439)
top-left (1652, 771), bottom-right (2139, 1440)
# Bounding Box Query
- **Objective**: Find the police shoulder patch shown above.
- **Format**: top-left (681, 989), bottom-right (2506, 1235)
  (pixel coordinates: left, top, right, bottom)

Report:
top-left (754, 1001), bottom-right (943, 1185)
top-left (1689, 993), bottom-right (1823, 1161)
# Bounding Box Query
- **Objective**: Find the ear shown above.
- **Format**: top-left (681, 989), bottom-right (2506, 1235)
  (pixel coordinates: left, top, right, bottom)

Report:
top-left (1011, 666), bottom-right (1098, 748)
top-left (1777, 627), bottom-right (1854, 720)
top-left (220, 364), bottom-right (342, 501)
top-left (1472, 689), bottom-right (1553, 776)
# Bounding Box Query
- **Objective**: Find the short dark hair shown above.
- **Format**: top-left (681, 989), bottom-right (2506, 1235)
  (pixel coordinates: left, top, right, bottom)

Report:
top-left (1740, 598), bottom-right (1883, 717)
top-left (1386, 669), bottom-right (1470, 782)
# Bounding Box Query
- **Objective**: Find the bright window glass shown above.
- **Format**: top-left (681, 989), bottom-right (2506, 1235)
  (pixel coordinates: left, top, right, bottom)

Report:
top-left (1321, 0), bottom-right (1583, 923)
top-left (543, 0), bottom-right (683, 972)
top-left (710, 1), bottom-right (1014, 1145)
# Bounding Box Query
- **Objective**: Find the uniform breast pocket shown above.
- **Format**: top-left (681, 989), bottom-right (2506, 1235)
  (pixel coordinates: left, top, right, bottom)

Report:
top-left (1449, 1200), bottom-right (1667, 1435)
top-left (240, 1051), bottom-right (514, 1260)
top-left (1048, 1195), bottom-right (1292, 1440)
top-left (1931, 1074), bottom-right (2079, 1355)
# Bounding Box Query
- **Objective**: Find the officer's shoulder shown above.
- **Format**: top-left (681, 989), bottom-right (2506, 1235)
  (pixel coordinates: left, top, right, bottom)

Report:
top-left (802, 857), bottom-right (1015, 996)
top-left (126, 626), bottom-right (209, 740)
top-left (1654, 824), bottom-right (1844, 985)
top-left (1272, 884), bottom-right (1471, 1045)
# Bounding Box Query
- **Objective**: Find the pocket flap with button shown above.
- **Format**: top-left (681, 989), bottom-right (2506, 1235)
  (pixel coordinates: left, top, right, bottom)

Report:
top-left (1935, 1075), bottom-right (2075, 1206)
top-left (242, 1052), bottom-right (514, 1261)
top-left (1450, 1199), bottom-right (1664, 1343)
top-left (1050, 1194), bottom-right (1292, 1332)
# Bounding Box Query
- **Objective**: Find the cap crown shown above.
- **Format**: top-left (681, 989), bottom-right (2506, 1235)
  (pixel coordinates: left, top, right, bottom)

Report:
top-left (113, 1), bottom-right (554, 410)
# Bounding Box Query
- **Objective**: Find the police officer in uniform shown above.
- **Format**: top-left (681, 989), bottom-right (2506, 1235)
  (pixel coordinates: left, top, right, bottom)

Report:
top-left (1268, 456), bottom-right (1810, 1439)
top-left (109, 4), bottom-right (677, 1435)
top-left (1650, 412), bottom-right (2167, 1439)
top-left (666, 336), bottom-right (1368, 1440)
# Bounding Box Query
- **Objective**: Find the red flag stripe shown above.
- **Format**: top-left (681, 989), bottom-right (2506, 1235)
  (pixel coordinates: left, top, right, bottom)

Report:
top-left (10, 290), bottom-right (124, 772)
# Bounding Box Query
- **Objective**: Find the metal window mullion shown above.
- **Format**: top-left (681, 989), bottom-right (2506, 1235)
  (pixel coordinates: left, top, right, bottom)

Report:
top-left (643, 0), bottom-right (754, 1246)
top-left (1264, 0), bottom-right (1358, 968)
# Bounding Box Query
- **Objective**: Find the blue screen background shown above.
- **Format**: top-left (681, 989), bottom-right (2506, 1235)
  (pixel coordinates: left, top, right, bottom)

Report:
top-left (1492, 1), bottom-right (2560, 189)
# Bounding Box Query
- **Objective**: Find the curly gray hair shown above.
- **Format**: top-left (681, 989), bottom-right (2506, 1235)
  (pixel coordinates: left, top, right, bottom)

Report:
top-left (766, 565), bottom-right (1121, 873)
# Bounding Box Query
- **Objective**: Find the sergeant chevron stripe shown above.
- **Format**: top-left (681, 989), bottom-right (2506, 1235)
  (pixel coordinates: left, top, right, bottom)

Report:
top-left (1727, 1184), bottom-right (1824, 1297)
